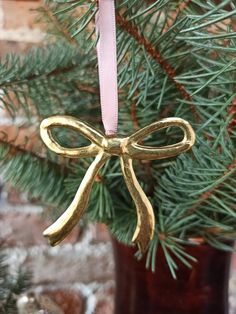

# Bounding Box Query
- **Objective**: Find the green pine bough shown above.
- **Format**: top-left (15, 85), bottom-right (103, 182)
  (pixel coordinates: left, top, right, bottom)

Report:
top-left (0, 0), bottom-right (236, 276)
top-left (0, 255), bottom-right (31, 313)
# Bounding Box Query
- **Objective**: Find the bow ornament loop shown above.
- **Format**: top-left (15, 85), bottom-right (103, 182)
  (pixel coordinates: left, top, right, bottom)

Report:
top-left (40, 116), bottom-right (104, 158)
top-left (40, 116), bottom-right (196, 159)
top-left (40, 115), bottom-right (195, 253)
top-left (126, 117), bottom-right (196, 160)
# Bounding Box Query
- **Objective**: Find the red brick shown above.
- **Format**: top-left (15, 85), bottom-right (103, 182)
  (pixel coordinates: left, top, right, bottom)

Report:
top-left (92, 223), bottom-right (111, 243)
top-left (0, 124), bottom-right (43, 154)
top-left (0, 212), bottom-right (46, 247)
top-left (5, 184), bottom-right (28, 205)
top-left (45, 290), bottom-right (85, 314)
top-left (0, 212), bottom-right (80, 248)
top-left (95, 299), bottom-right (114, 314)
top-left (94, 284), bottom-right (115, 314)
top-left (2, 1), bottom-right (42, 30)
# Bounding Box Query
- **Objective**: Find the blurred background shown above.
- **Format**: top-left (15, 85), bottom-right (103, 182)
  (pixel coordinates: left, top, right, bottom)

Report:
top-left (0, 1), bottom-right (235, 314)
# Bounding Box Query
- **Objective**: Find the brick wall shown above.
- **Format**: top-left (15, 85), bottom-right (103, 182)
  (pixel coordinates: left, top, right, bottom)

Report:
top-left (0, 1), bottom-right (115, 313)
top-left (0, 0), bottom-right (44, 56)
top-left (0, 2), bottom-right (236, 314)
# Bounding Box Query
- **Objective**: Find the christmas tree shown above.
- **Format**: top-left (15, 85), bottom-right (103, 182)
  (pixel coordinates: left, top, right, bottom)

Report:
top-left (0, 0), bottom-right (236, 276)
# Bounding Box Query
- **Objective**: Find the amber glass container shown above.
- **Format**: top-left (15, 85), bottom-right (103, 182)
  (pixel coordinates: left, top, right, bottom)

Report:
top-left (112, 239), bottom-right (233, 314)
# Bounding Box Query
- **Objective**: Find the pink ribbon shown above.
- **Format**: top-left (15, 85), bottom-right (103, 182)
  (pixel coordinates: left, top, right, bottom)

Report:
top-left (97, 0), bottom-right (118, 136)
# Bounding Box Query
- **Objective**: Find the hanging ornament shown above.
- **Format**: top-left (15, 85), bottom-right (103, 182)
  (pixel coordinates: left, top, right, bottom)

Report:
top-left (40, 0), bottom-right (195, 253)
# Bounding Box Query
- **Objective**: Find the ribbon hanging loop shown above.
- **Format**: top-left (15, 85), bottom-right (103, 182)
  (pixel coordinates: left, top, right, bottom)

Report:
top-left (97, 0), bottom-right (118, 136)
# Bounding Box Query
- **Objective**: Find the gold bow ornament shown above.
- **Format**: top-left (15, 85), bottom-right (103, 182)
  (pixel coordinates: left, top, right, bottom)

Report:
top-left (40, 116), bottom-right (195, 253)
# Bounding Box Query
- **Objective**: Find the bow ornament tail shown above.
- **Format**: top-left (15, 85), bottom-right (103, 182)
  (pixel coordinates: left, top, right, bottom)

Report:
top-left (40, 116), bottom-right (109, 246)
top-left (120, 154), bottom-right (155, 253)
top-left (44, 152), bottom-right (109, 246)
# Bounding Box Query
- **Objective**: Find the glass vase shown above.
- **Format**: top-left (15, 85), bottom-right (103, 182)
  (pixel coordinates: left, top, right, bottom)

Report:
top-left (112, 239), bottom-right (233, 314)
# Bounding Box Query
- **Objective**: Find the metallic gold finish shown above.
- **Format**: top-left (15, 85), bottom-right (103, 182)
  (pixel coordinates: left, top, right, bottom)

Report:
top-left (40, 115), bottom-right (195, 253)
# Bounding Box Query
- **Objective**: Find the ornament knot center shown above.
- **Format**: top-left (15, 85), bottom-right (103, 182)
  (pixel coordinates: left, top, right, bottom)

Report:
top-left (103, 137), bottom-right (126, 155)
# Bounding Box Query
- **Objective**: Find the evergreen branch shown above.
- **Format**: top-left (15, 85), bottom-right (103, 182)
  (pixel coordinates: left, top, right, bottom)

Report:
top-left (0, 42), bottom-right (99, 118)
top-left (76, 83), bottom-right (99, 94)
top-left (116, 14), bottom-right (190, 100)
top-left (0, 138), bottom-right (66, 175)
top-left (116, 13), bottom-right (199, 120)
top-left (188, 157), bottom-right (236, 215)
top-left (39, 5), bottom-right (78, 45)
top-left (166, 0), bottom-right (193, 28)
top-left (0, 255), bottom-right (31, 314)
top-left (130, 101), bottom-right (140, 130)
top-left (0, 140), bottom-right (71, 210)
top-left (0, 42), bottom-right (96, 90)
top-left (228, 97), bottom-right (236, 134)
top-left (0, 64), bottom-right (76, 89)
